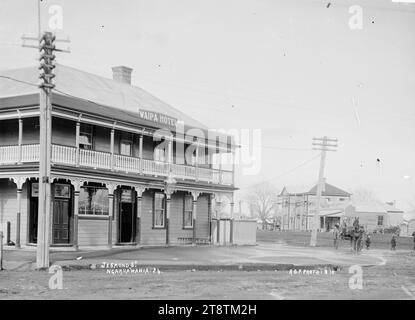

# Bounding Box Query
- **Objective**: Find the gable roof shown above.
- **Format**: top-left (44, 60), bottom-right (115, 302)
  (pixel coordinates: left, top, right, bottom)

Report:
top-left (0, 64), bottom-right (208, 131)
top-left (278, 184), bottom-right (314, 196)
top-left (306, 182), bottom-right (351, 197)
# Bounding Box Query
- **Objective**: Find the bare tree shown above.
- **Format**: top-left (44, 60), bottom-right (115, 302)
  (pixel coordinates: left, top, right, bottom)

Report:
top-left (246, 182), bottom-right (279, 229)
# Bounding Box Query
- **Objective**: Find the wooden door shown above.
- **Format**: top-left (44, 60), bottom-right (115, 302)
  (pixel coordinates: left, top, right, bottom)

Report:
top-left (29, 197), bottom-right (38, 243)
top-left (29, 182), bottom-right (39, 243)
top-left (118, 189), bottom-right (136, 243)
top-left (120, 202), bottom-right (134, 243)
top-left (52, 199), bottom-right (70, 244)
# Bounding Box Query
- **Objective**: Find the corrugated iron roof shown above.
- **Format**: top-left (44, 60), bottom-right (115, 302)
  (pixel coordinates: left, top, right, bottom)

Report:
top-left (306, 182), bottom-right (351, 197)
top-left (0, 64), bottom-right (209, 130)
top-left (280, 182), bottom-right (351, 197)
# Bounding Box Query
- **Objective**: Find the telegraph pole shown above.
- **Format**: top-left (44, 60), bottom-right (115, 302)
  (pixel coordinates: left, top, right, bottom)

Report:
top-left (22, 32), bottom-right (70, 268)
top-left (309, 136), bottom-right (338, 247)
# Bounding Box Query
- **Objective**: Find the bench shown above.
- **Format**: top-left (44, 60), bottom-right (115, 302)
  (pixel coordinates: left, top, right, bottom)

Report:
top-left (177, 237), bottom-right (210, 245)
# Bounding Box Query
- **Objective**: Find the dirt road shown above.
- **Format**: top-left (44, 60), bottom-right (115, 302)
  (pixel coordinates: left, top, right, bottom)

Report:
top-left (1, 250), bottom-right (414, 300)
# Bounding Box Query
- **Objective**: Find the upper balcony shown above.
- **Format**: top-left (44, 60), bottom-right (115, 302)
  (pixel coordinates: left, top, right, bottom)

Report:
top-left (0, 143), bottom-right (233, 185)
top-left (0, 117), bottom-right (235, 186)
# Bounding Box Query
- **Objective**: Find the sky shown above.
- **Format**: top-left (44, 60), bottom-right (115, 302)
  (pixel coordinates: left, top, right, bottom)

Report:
top-left (0, 0), bottom-right (414, 210)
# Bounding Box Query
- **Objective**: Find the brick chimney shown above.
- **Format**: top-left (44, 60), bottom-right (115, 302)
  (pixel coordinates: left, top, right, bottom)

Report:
top-left (111, 66), bottom-right (133, 85)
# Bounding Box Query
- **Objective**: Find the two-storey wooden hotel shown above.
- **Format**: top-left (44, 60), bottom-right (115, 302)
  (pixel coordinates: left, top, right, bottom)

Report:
top-left (0, 64), bottom-right (236, 249)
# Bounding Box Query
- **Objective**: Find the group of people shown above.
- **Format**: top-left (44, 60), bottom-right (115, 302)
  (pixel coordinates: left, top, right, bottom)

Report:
top-left (390, 231), bottom-right (415, 251)
top-left (332, 221), bottom-right (415, 252)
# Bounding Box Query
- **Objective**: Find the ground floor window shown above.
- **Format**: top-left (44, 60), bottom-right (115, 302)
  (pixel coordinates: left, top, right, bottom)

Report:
top-left (153, 192), bottom-right (165, 228)
top-left (79, 186), bottom-right (109, 215)
top-left (377, 215), bottom-right (384, 226)
top-left (183, 195), bottom-right (193, 228)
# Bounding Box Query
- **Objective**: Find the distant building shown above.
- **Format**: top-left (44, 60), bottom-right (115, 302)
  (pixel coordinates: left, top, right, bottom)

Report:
top-left (344, 201), bottom-right (404, 232)
top-left (256, 218), bottom-right (279, 231)
top-left (277, 180), bottom-right (351, 231)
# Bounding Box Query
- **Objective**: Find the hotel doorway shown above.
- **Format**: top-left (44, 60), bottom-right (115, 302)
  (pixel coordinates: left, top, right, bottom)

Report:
top-left (28, 182), bottom-right (38, 244)
top-left (118, 188), bottom-right (136, 244)
top-left (52, 183), bottom-right (72, 244)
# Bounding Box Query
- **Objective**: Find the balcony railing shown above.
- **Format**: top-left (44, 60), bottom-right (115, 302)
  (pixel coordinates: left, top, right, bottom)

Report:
top-left (0, 144), bottom-right (234, 186)
top-left (0, 145), bottom-right (19, 164)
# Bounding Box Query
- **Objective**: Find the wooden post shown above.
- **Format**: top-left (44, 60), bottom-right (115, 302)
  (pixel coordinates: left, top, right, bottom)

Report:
top-left (21, 31), bottom-right (69, 269)
top-left (107, 184), bottom-right (116, 248)
top-left (294, 194), bottom-right (297, 230)
top-left (72, 180), bottom-right (82, 250)
top-left (18, 118), bottom-right (23, 164)
top-left (165, 193), bottom-right (171, 246)
top-left (223, 218), bottom-right (227, 246)
top-left (208, 194), bottom-right (212, 243)
top-left (164, 176), bottom-right (175, 246)
top-left (195, 141), bottom-right (199, 181)
top-left (216, 218), bottom-right (220, 244)
top-left (191, 192), bottom-right (200, 245)
top-left (310, 136), bottom-right (337, 245)
top-left (10, 176), bottom-right (26, 249)
top-left (230, 196), bottom-right (235, 219)
top-left (36, 88), bottom-right (52, 269)
top-left (230, 218), bottom-right (234, 245)
top-left (230, 197), bottom-right (235, 245)
top-left (75, 122), bottom-right (80, 167)
top-left (218, 152), bottom-right (223, 184)
top-left (73, 191), bottom-right (79, 249)
top-left (167, 139), bottom-right (172, 175)
top-left (139, 134), bottom-right (143, 175)
top-left (108, 194), bottom-right (114, 248)
top-left (16, 189), bottom-right (22, 248)
top-left (110, 128), bottom-right (115, 171)
top-left (231, 149), bottom-right (235, 186)
top-left (300, 195), bottom-right (304, 231)
top-left (306, 195), bottom-right (309, 231)
top-left (310, 138), bottom-right (327, 246)
top-left (135, 187), bottom-right (145, 244)
top-left (0, 230), bottom-right (3, 271)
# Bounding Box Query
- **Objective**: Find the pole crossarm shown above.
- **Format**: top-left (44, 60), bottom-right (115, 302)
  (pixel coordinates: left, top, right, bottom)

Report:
top-left (22, 31), bottom-right (71, 92)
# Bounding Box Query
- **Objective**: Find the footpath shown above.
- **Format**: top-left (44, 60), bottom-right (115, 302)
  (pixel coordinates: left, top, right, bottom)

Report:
top-left (1, 242), bottom-right (385, 272)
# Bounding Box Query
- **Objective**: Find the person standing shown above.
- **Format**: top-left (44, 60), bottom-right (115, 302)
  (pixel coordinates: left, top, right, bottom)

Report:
top-left (391, 234), bottom-right (397, 251)
top-left (356, 226), bottom-right (364, 252)
top-left (352, 226), bottom-right (360, 252)
top-left (333, 224), bottom-right (340, 250)
top-left (412, 231), bottom-right (415, 251)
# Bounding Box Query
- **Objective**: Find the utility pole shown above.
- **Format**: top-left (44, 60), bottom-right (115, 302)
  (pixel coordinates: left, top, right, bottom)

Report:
top-left (22, 32), bottom-right (70, 268)
top-left (310, 136), bottom-right (338, 247)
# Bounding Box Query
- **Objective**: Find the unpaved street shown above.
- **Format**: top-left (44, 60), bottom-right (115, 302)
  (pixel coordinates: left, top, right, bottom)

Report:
top-left (1, 249), bottom-right (414, 300)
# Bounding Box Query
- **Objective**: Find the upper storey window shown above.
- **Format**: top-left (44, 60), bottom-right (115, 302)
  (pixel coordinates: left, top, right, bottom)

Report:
top-left (79, 123), bottom-right (93, 150)
top-left (120, 132), bottom-right (133, 156)
top-left (154, 143), bottom-right (166, 162)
